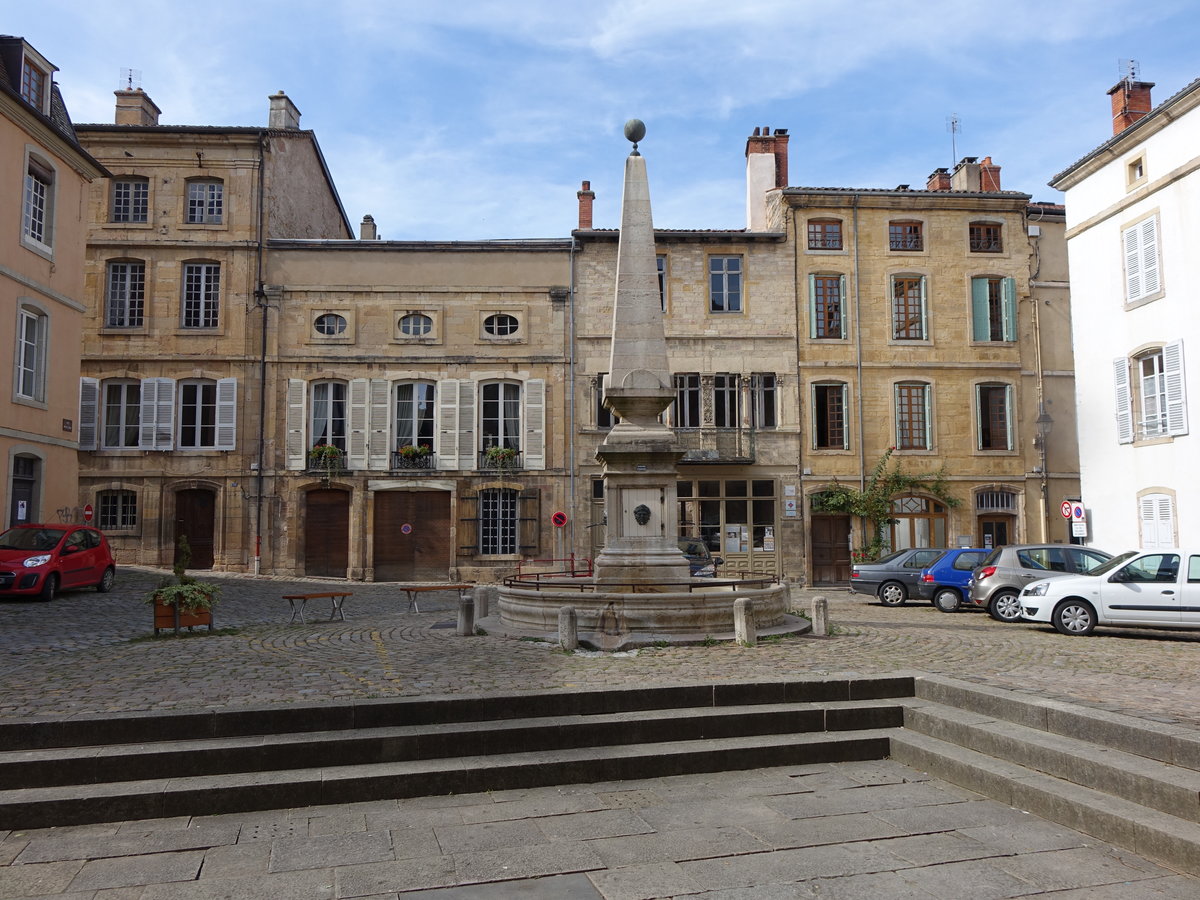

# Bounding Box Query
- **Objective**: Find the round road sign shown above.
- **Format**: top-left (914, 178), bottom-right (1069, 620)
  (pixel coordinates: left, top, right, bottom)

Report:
top-left (400, 523), bottom-right (413, 535)
top-left (551, 511), bottom-right (568, 528)
top-left (83, 504), bottom-right (94, 523)
top-left (1060, 500), bottom-right (1073, 519)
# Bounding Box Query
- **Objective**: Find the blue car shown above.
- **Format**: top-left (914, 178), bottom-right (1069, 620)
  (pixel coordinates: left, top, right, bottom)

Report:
top-left (917, 548), bottom-right (991, 612)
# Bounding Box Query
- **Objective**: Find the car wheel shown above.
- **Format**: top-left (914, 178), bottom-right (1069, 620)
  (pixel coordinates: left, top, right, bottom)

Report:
top-left (1052, 599), bottom-right (1096, 636)
top-left (933, 588), bottom-right (961, 612)
top-left (878, 582), bottom-right (907, 606)
top-left (96, 567), bottom-right (116, 593)
top-left (39, 573), bottom-right (59, 602)
top-left (988, 590), bottom-right (1023, 623)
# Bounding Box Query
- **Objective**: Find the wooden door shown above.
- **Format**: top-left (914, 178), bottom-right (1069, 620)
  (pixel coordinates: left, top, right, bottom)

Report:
top-left (305, 489), bottom-right (349, 577)
top-left (811, 515), bottom-right (851, 584)
top-left (373, 491), bottom-right (451, 581)
top-left (978, 516), bottom-right (1012, 550)
top-left (174, 489), bottom-right (215, 569)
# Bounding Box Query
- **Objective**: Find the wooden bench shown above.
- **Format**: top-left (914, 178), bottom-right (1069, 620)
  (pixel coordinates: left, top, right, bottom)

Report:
top-left (401, 583), bottom-right (473, 612)
top-left (282, 592), bottom-right (352, 623)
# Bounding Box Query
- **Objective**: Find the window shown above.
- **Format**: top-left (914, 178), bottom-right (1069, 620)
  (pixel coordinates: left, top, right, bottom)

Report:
top-left (971, 276), bottom-right (1015, 341)
top-left (1123, 215), bottom-right (1161, 304)
top-left (714, 374), bottom-right (740, 428)
top-left (596, 375), bottom-right (615, 428)
top-left (807, 219), bottom-right (843, 251)
top-left (969, 223), bottom-right (1002, 253)
top-left (677, 478), bottom-right (777, 562)
top-left (21, 59), bottom-right (47, 110)
top-left (483, 313), bottom-right (519, 336)
top-left (186, 180), bottom-right (223, 224)
top-left (103, 381), bottom-right (141, 448)
top-left (22, 155), bottom-right (54, 250)
top-left (178, 380), bottom-right (220, 449)
top-left (892, 276), bottom-right (926, 340)
top-left (310, 381), bottom-right (347, 452)
top-left (895, 382), bottom-right (930, 450)
top-left (182, 262), bottom-right (220, 328)
top-left (750, 374), bottom-right (776, 429)
top-left (672, 373), bottom-right (701, 428)
top-left (313, 314), bottom-right (346, 335)
top-left (480, 381), bottom-right (521, 450)
top-left (1126, 155), bottom-right (1147, 188)
top-left (111, 178), bottom-right (149, 223)
top-left (15, 306), bottom-right (47, 402)
top-left (809, 274), bottom-right (845, 339)
top-left (890, 496), bottom-right (946, 550)
top-left (1115, 341), bottom-right (1188, 443)
top-left (657, 255), bottom-right (667, 311)
top-left (479, 488), bottom-right (519, 555)
top-left (977, 384), bottom-right (1012, 450)
top-left (106, 261), bottom-right (145, 328)
top-left (709, 256), bottom-right (742, 313)
top-left (399, 313), bottom-right (432, 336)
top-left (395, 381), bottom-right (435, 449)
top-left (97, 490), bottom-right (137, 530)
top-left (889, 221), bottom-right (922, 251)
top-left (813, 383), bottom-right (847, 449)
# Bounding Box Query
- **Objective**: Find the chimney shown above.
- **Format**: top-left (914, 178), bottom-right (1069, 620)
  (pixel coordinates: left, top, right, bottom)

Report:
top-left (268, 91), bottom-right (301, 129)
top-left (951, 156), bottom-right (981, 192)
top-left (359, 214), bottom-right (378, 240)
top-left (745, 127), bottom-right (789, 230)
top-left (979, 156), bottom-right (1002, 191)
top-left (1108, 78), bottom-right (1155, 134)
top-left (577, 180), bottom-right (595, 230)
top-left (926, 168), bottom-right (952, 191)
top-left (114, 89), bottom-right (161, 126)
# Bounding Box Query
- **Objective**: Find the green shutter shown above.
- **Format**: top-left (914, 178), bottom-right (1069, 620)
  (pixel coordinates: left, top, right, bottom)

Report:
top-left (970, 278), bottom-right (990, 341)
top-left (1001, 277), bottom-right (1017, 341)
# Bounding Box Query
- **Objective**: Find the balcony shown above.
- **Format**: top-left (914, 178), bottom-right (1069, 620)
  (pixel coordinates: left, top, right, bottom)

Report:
top-left (391, 450), bottom-right (436, 470)
top-left (478, 448), bottom-right (524, 472)
top-left (674, 428), bottom-right (755, 464)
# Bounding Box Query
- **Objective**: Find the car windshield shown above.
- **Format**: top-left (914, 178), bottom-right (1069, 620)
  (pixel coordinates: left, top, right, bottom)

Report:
top-left (871, 550), bottom-right (909, 565)
top-left (0, 528), bottom-right (67, 551)
top-left (1086, 551), bottom-right (1141, 577)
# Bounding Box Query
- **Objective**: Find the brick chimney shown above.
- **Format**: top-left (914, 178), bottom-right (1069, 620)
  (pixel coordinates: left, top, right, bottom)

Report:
top-left (1108, 79), bottom-right (1155, 134)
top-left (951, 157), bottom-right (981, 192)
top-left (926, 168), bottom-right (952, 191)
top-left (979, 156), bottom-right (1001, 191)
top-left (746, 127), bottom-right (789, 230)
top-left (359, 214), bottom-right (378, 240)
top-left (577, 180), bottom-right (595, 230)
top-left (114, 89), bottom-right (161, 126)
top-left (268, 91), bottom-right (301, 129)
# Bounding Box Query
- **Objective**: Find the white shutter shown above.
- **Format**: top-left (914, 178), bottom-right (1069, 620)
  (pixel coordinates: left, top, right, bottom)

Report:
top-left (1163, 340), bottom-right (1188, 436)
top-left (524, 378), bottom-right (546, 470)
top-left (348, 378), bottom-right (369, 469)
top-left (437, 378), bottom-right (460, 469)
top-left (839, 383), bottom-right (849, 449)
top-left (918, 276), bottom-right (928, 340)
top-left (1113, 358), bottom-right (1134, 444)
top-left (1140, 217), bottom-right (1160, 297)
top-left (1140, 494), bottom-right (1175, 550)
top-left (215, 378), bottom-right (237, 450)
top-left (286, 379), bottom-right (307, 470)
top-left (368, 379), bottom-right (391, 469)
top-left (78, 377), bottom-right (99, 451)
top-left (1004, 385), bottom-right (1014, 450)
top-left (139, 378), bottom-right (175, 450)
top-left (457, 380), bottom-right (477, 469)
top-left (922, 385), bottom-right (932, 449)
top-left (1124, 225), bottom-right (1142, 301)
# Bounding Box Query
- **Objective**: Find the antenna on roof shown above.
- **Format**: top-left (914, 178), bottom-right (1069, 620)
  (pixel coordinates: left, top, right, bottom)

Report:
top-left (946, 113), bottom-right (961, 166)
top-left (1118, 58), bottom-right (1140, 85)
top-left (119, 68), bottom-right (142, 91)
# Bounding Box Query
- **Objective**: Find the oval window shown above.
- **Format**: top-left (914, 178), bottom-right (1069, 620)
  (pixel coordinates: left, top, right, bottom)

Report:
top-left (399, 313), bottom-right (433, 336)
top-left (484, 313), bottom-right (519, 336)
top-left (314, 313), bottom-right (347, 335)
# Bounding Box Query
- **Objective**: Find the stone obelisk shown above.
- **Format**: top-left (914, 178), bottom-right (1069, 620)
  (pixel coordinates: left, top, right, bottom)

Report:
top-left (592, 120), bottom-right (691, 586)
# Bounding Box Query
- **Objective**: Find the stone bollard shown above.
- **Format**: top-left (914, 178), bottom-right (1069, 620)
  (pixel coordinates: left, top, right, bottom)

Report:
top-left (559, 606), bottom-right (579, 651)
top-left (734, 597), bottom-right (756, 646)
top-left (457, 593), bottom-right (475, 636)
top-left (811, 595), bottom-right (829, 636)
top-left (474, 584), bottom-right (495, 619)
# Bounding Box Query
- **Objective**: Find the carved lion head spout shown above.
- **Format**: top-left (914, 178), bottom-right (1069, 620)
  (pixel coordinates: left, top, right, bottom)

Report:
top-left (633, 504), bottom-right (652, 525)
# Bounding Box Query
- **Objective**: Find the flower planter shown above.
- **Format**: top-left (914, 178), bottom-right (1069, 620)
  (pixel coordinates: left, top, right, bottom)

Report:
top-left (153, 600), bottom-right (214, 634)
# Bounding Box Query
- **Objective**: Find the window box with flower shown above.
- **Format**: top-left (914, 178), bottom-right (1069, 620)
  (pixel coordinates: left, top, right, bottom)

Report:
top-left (393, 443), bottom-right (434, 469)
top-left (480, 445), bottom-right (521, 470)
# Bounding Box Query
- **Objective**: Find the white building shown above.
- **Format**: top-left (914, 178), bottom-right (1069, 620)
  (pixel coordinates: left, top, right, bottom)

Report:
top-left (1050, 76), bottom-right (1200, 550)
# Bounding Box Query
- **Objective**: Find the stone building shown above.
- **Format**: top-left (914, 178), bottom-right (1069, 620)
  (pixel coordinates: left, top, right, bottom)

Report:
top-left (1, 37), bottom-right (106, 528)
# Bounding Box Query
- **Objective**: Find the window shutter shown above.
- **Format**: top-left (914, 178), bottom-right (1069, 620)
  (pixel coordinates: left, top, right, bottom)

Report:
top-left (286, 378), bottom-right (307, 469)
top-left (368, 379), bottom-right (391, 469)
top-left (457, 380), bottom-right (476, 469)
top-left (1124, 224), bottom-right (1142, 301)
top-left (918, 276), bottom-right (928, 340)
top-left (1140, 494), bottom-right (1175, 550)
top-left (1140, 217), bottom-right (1160, 297)
top-left (78, 377), bottom-right (99, 451)
top-left (348, 378), bottom-right (369, 468)
top-left (1113, 358), bottom-right (1134, 444)
top-left (524, 379), bottom-right (546, 470)
top-left (839, 383), bottom-right (849, 449)
top-left (922, 385), bottom-right (932, 449)
top-left (1004, 385), bottom-right (1014, 450)
top-left (437, 378), bottom-right (459, 470)
top-left (1163, 340), bottom-right (1188, 436)
top-left (975, 385), bottom-right (985, 449)
top-left (970, 278), bottom-right (990, 341)
top-left (519, 487), bottom-right (541, 554)
top-left (458, 490), bottom-right (478, 554)
top-left (1001, 277), bottom-right (1017, 341)
top-left (215, 378), bottom-right (237, 450)
top-left (139, 377), bottom-right (175, 450)
top-left (807, 274), bottom-right (817, 339)
top-left (837, 275), bottom-right (846, 338)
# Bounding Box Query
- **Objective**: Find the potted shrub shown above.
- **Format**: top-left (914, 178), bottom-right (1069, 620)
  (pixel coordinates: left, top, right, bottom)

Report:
top-left (397, 443), bottom-right (432, 468)
top-left (149, 535), bottom-right (220, 634)
top-left (483, 445), bottom-right (518, 468)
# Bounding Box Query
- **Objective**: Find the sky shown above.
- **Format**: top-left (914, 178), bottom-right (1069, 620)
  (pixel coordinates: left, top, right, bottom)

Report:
top-left (11, 1), bottom-right (1200, 240)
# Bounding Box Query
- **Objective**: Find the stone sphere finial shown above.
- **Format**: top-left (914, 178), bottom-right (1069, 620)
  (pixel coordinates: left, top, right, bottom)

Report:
top-left (624, 119), bottom-right (646, 155)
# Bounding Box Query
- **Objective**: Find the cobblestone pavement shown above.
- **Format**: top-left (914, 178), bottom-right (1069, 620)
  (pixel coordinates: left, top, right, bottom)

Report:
top-left (2, 567), bottom-right (1200, 726)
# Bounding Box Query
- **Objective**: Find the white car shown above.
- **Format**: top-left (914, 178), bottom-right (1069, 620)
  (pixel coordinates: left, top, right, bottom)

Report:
top-left (1019, 549), bottom-right (1200, 636)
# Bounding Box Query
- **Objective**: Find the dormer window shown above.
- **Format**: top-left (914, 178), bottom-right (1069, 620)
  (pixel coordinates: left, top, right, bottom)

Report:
top-left (21, 59), bottom-right (48, 112)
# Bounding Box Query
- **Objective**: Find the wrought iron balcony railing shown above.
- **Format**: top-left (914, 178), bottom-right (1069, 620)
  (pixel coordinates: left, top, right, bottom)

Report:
top-left (391, 451), bottom-right (436, 470)
top-left (478, 449), bottom-right (524, 471)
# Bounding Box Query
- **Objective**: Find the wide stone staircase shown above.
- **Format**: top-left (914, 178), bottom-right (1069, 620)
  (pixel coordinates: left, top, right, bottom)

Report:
top-left (2, 675), bottom-right (1200, 876)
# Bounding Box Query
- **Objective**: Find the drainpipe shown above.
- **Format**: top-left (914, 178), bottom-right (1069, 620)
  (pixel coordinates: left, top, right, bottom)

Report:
top-left (791, 207), bottom-right (804, 582)
top-left (567, 237), bottom-right (578, 555)
top-left (253, 132), bottom-right (269, 575)
top-left (851, 193), bottom-right (866, 558)
top-left (1029, 226), bottom-right (1048, 542)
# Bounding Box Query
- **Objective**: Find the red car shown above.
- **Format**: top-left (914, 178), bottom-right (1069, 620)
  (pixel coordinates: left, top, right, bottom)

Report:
top-left (0, 524), bottom-right (116, 601)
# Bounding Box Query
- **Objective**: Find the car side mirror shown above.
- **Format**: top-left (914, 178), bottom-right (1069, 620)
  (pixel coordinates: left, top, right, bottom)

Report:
top-left (61, 545), bottom-right (79, 555)
top-left (713, 557), bottom-right (724, 566)
top-left (1108, 569), bottom-right (1128, 583)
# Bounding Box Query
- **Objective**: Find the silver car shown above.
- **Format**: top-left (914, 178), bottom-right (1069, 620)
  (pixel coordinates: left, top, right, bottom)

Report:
top-left (968, 544), bottom-right (1112, 622)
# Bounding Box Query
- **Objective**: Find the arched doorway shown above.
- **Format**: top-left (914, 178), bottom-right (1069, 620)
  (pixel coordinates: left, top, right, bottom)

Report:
top-left (174, 489), bottom-right (216, 569)
top-left (305, 488), bottom-right (349, 577)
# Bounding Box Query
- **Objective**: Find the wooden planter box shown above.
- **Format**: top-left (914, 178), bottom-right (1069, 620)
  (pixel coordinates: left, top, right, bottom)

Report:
top-left (153, 601), bottom-right (214, 635)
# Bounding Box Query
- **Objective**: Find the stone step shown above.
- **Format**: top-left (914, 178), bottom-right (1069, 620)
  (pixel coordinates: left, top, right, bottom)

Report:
top-left (889, 728), bottom-right (1200, 878)
top-left (0, 728), bottom-right (894, 830)
top-left (0, 700), bottom-right (903, 791)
